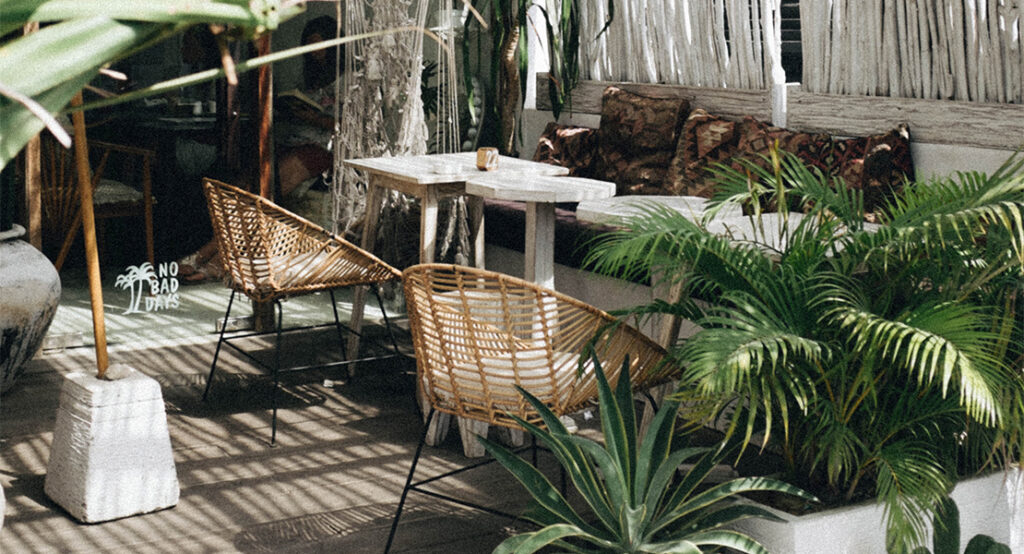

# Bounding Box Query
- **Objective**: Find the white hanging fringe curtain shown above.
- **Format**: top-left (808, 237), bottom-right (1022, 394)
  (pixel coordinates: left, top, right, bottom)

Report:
top-left (579, 0), bottom-right (783, 89)
top-left (332, 0), bottom-right (430, 238)
top-left (801, 0), bottom-right (1023, 103)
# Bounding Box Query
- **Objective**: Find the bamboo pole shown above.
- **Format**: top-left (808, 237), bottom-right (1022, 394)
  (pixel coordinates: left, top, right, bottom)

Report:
top-left (22, 23), bottom-right (42, 249)
top-left (69, 93), bottom-right (109, 377)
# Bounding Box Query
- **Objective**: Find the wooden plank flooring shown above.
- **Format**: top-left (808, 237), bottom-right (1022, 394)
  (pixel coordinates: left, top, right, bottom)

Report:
top-left (0, 329), bottom-right (545, 553)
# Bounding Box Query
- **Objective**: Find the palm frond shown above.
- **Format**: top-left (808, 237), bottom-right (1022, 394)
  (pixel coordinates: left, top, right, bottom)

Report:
top-left (875, 440), bottom-right (953, 553)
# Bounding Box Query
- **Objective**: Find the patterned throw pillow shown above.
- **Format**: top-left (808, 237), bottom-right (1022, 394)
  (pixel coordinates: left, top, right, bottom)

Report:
top-left (836, 124), bottom-right (914, 213)
top-left (665, 109), bottom-right (740, 197)
top-left (667, 108), bottom-right (913, 214)
top-left (733, 117), bottom-right (833, 171)
top-left (596, 86), bottom-right (690, 195)
top-left (532, 122), bottom-right (599, 178)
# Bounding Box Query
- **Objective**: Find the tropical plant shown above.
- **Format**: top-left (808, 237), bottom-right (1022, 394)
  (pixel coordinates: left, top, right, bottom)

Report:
top-left (584, 151), bottom-right (1024, 553)
top-left (461, 0), bottom-right (601, 156)
top-left (910, 496), bottom-right (1012, 554)
top-left (0, 0), bottom-right (307, 170)
top-left (0, 0), bottom-right (442, 172)
top-left (479, 352), bottom-right (813, 553)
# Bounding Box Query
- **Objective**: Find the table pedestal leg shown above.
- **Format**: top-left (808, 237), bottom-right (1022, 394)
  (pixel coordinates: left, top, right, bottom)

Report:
top-left (347, 182), bottom-right (386, 375)
top-left (420, 187), bottom-right (438, 264)
top-left (525, 201), bottom-right (555, 289)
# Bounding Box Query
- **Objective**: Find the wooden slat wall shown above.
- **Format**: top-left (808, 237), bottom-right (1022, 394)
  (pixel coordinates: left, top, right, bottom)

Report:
top-left (535, 74), bottom-right (772, 122)
top-left (536, 74), bottom-right (1023, 151)
top-left (787, 87), bottom-right (1024, 150)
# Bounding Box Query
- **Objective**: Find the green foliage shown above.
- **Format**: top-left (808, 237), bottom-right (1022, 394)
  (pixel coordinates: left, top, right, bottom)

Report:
top-left (908, 496), bottom-right (1011, 554)
top-left (584, 150), bottom-right (1024, 552)
top-left (461, 0), bottom-right (605, 150)
top-left (0, 0), bottom-right (305, 169)
top-left (479, 353), bottom-right (813, 553)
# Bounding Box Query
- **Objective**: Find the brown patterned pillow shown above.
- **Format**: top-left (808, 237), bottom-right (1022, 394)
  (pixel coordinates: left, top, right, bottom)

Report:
top-left (532, 122), bottom-right (599, 178)
top-left (665, 109), bottom-right (740, 197)
top-left (836, 124), bottom-right (913, 213)
top-left (733, 116), bottom-right (833, 174)
top-left (597, 86), bottom-right (690, 195)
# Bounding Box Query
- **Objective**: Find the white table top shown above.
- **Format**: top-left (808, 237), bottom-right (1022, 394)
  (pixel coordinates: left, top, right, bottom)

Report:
top-left (344, 152), bottom-right (569, 185)
top-left (465, 173), bottom-right (615, 203)
top-left (575, 195), bottom-right (743, 225)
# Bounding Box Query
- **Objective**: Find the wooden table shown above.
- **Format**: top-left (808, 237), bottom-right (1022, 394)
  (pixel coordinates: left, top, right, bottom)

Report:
top-left (344, 152), bottom-right (569, 268)
top-left (343, 153), bottom-right (569, 456)
top-left (465, 173), bottom-right (615, 289)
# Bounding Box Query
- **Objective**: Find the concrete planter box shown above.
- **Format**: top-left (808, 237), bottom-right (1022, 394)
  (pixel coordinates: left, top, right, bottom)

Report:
top-left (733, 467), bottom-right (1023, 553)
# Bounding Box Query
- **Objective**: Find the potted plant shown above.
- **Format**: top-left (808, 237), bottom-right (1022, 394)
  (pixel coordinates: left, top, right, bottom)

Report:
top-left (584, 151), bottom-right (1024, 552)
top-left (479, 353), bottom-right (813, 553)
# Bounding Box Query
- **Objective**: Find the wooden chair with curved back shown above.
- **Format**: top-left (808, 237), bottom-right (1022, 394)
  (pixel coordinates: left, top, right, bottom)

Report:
top-left (40, 135), bottom-right (155, 270)
top-left (385, 263), bottom-right (677, 552)
top-left (201, 178), bottom-right (403, 445)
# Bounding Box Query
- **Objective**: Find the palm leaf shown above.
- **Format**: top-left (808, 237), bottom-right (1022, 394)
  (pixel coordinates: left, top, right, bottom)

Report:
top-left (491, 523), bottom-right (609, 554)
top-left (0, 0), bottom-right (300, 37)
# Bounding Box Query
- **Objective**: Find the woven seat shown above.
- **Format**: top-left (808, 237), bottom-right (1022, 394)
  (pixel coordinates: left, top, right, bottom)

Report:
top-left (385, 263), bottom-right (677, 551)
top-left (201, 178), bottom-right (403, 444)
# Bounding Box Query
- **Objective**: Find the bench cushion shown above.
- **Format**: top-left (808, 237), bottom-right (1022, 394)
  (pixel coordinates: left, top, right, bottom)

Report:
top-left (597, 86), bottom-right (690, 196)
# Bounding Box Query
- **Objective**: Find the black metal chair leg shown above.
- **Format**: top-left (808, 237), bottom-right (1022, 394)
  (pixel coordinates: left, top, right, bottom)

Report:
top-left (329, 289), bottom-right (348, 362)
top-left (385, 408), bottom-right (436, 554)
top-left (270, 300), bottom-right (283, 446)
top-left (203, 289), bottom-right (236, 401)
top-left (531, 434), bottom-right (538, 467)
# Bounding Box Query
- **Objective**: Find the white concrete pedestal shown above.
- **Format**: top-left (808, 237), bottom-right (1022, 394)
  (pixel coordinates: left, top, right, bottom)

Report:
top-left (44, 368), bottom-right (179, 523)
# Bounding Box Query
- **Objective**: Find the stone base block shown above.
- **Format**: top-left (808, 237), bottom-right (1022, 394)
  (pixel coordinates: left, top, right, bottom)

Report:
top-left (44, 368), bottom-right (179, 523)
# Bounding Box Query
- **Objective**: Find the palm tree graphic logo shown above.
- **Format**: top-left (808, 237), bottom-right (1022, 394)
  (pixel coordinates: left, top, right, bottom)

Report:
top-left (114, 263), bottom-right (159, 314)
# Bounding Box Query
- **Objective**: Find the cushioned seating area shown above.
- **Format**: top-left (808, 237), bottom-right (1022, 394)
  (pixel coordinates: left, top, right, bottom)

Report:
top-left (499, 85), bottom-right (915, 274)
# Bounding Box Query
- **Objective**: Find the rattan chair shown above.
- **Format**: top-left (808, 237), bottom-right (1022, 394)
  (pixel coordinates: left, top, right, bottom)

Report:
top-left (385, 263), bottom-right (676, 552)
top-left (41, 136), bottom-right (155, 270)
top-left (201, 178), bottom-right (403, 444)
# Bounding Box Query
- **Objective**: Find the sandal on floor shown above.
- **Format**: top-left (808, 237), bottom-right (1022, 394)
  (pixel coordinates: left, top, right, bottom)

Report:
top-left (183, 257), bottom-right (223, 284)
top-left (176, 252), bottom-right (204, 277)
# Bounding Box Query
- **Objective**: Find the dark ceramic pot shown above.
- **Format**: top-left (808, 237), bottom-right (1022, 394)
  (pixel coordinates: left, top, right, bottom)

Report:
top-left (0, 224), bottom-right (61, 395)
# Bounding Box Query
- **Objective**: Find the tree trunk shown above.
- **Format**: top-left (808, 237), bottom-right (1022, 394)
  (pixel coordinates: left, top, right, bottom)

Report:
top-left (497, 22), bottom-right (520, 156)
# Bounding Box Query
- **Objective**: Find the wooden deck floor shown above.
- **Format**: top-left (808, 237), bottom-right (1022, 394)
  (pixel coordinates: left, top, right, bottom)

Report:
top-left (0, 328), bottom-right (545, 553)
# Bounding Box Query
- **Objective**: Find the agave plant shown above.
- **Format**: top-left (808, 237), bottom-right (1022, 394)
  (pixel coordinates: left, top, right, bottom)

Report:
top-left (478, 353), bottom-right (813, 553)
top-left (585, 150), bottom-right (1024, 552)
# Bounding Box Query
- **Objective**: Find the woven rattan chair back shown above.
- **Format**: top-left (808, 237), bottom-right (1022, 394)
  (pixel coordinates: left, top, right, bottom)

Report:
top-left (40, 136), bottom-right (156, 270)
top-left (203, 178), bottom-right (400, 303)
top-left (403, 264), bottom-right (675, 429)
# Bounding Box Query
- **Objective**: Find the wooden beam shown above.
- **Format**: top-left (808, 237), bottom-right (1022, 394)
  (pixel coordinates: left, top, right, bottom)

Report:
top-left (534, 73), bottom-right (772, 121)
top-left (787, 87), bottom-right (1024, 150)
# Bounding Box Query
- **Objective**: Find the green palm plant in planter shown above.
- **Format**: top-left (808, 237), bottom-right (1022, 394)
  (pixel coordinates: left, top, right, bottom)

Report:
top-left (479, 353), bottom-right (813, 553)
top-left (584, 151), bottom-right (1024, 552)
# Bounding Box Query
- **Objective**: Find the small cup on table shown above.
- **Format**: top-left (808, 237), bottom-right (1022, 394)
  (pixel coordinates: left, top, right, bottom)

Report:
top-left (476, 147), bottom-right (499, 171)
